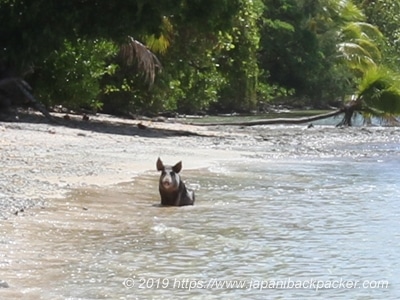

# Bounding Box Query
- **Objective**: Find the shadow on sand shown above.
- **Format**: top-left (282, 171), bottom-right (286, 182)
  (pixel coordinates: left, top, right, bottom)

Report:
top-left (5, 110), bottom-right (208, 138)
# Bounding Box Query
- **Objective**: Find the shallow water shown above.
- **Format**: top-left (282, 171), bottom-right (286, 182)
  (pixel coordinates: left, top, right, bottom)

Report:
top-left (1, 142), bottom-right (400, 299)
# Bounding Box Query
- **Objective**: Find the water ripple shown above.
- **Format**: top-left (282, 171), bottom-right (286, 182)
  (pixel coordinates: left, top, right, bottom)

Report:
top-left (1, 146), bottom-right (399, 299)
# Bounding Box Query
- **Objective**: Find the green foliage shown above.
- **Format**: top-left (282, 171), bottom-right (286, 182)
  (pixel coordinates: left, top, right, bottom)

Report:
top-left (143, 17), bottom-right (173, 55)
top-left (100, 34), bottom-right (226, 115)
top-left (2, 0), bottom-right (400, 117)
top-left (99, 0), bottom-right (242, 115)
top-left (259, 0), bottom-right (386, 107)
top-left (357, 67), bottom-right (400, 115)
top-left (148, 37), bottom-right (227, 114)
top-left (101, 67), bottom-right (167, 115)
top-left (260, 0), bottom-right (342, 105)
top-left (34, 39), bottom-right (117, 111)
top-left (217, 0), bottom-right (264, 112)
top-left (337, 22), bottom-right (383, 73)
top-left (354, 0), bottom-right (400, 70)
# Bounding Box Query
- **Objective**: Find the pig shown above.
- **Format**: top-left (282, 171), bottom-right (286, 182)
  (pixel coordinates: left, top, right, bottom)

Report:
top-left (156, 157), bottom-right (195, 206)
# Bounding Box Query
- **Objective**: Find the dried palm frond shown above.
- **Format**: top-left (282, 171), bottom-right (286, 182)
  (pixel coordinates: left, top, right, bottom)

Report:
top-left (119, 36), bottom-right (162, 87)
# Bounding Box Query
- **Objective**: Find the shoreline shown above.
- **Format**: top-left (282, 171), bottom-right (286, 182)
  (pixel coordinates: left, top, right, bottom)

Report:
top-left (1, 113), bottom-right (399, 219)
top-left (0, 114), bottom-right (245, 219)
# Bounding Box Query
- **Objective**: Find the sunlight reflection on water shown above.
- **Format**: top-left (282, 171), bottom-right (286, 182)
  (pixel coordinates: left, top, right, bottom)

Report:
top-left (1, 147), bottom-right (399, 299)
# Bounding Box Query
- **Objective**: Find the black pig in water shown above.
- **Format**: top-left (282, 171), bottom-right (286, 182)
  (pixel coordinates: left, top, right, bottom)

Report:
top-left (156, 158), bottom-right (195, 206)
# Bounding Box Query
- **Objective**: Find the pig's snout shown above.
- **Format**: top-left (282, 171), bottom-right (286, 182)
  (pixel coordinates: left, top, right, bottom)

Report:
top-left (160, 171), bottom-right (179, 190)
top-left (162, 176), bottom-right (172, 187)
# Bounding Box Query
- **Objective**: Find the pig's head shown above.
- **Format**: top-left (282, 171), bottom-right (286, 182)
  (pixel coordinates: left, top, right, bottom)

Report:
top-left (157, 157), bottom-right (182, 191)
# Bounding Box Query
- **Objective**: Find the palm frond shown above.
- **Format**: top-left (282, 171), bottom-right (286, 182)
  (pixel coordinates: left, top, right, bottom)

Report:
top-left (361, 107), bottom-right (400, 125)
top-left (337, 42), bottom-right (377, 70)
top-left (143, 16), bottom-right (173, 55)
top-left (355, 38), bottom-right (382, 60)
top-left (364, 88), bottom-right (400, 114)
top-left (119, 36), bottom-right (162, 86)
top-left (358, 67), bottom-right (392, 96)
top-left (337, 21), bottom-right (382, 73)
top-left (341, 22), bottom-right (383, 40)
top-left (144, 34), bottom-right (170, 55)
top-left (337, 1), bottom-right (365, 22)
top-left (357, 67), bottom-right (400, 115)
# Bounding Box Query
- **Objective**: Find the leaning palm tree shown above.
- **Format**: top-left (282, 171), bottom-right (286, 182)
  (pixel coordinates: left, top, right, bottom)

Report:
top-left (189, 67), bottom-right (400, 127)
top-left (338, 66), bottom-right (400, 126)
top-left (333, 10), bottom-right (400, 126)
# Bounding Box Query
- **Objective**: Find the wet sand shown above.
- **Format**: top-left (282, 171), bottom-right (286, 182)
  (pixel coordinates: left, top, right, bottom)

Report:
top-left (1, 141), bottom-right (398, 299)
top-left (1, 112), bottom-right (399, 219)
top-left (1, 112), bottom-right (399, 298)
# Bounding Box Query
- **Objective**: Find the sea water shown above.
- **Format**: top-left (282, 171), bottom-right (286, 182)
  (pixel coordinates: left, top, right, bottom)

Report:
top-left (1, 134), bottom-right (399, 299)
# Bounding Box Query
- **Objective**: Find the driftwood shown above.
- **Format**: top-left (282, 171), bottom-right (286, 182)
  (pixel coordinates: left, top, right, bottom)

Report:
top-left (188, 109), bottom-right (344, 126)
top-left (0, 77), bottom-right (55, 122)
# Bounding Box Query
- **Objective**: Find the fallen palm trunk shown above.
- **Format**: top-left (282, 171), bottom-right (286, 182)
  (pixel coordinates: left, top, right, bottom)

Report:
top-left (188, 109), bottom-right (344, 126)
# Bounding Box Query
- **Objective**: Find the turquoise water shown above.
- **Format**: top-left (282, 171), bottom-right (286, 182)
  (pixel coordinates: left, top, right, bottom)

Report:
top-left (1, 140), bottom-right (399, 299)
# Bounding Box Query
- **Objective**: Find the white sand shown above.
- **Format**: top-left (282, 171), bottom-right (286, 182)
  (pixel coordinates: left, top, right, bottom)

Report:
top-left (1, 113), bottom-right (399, 218)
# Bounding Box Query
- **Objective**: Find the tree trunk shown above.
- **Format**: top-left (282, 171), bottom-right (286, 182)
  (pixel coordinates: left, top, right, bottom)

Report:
top-left (0, 78), bottom-right (55, 122)
top-left (336, 100), bottom-right (362, 127)
top-left (188, 109), bottom-right (344, 126)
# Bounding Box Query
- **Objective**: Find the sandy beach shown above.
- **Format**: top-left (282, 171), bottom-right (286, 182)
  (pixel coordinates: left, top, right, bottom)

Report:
top-left (1, 112), bottom-right (399, 299)
top-left (1, 112), bottom-right (399, 219)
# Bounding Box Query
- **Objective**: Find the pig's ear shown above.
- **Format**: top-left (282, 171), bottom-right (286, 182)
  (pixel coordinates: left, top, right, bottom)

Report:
top-left (156, 157), bottom-right (164, 171)
top-left (173, 161), bottom-right (182, 173)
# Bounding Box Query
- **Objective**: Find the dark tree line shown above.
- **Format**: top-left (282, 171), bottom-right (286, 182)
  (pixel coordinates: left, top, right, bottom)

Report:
top-left (1, 0), bottom-right (400, 124)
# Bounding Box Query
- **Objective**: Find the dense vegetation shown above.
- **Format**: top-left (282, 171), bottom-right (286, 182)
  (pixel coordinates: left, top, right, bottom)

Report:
top-left (1, 0), bottom-right (400, 120)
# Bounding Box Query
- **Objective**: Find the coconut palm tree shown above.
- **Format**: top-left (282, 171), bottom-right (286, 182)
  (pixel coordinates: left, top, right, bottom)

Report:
top-left (328, 1), bottom-right (400, 126)
top-left (338, 66), bottom-right (400, 126)
top-left (199, 1), bottom-right (398, 127)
